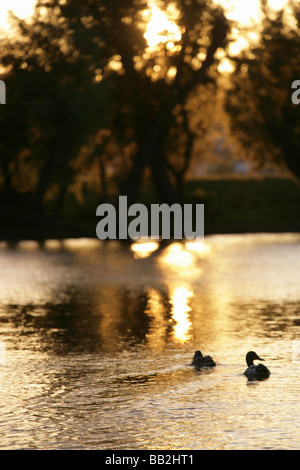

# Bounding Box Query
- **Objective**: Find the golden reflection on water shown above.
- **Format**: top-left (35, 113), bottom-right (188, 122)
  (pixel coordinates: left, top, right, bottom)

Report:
top-left (1, 235), bottom-right (299, 354)
top-left (0, 235), bottom-right (300, 449)
top-left (170, 286), bottom-right (193, 343)
top-left (185, 240), bottom-right (211, 256)
top-left (130, 241), bottom-right (160, 258)
top-left (160, 243), bottom-right (195, 270)
top-left (145, 289), bottom-right (169, 350)
top-left (154, 241), bottom-right (211, 345)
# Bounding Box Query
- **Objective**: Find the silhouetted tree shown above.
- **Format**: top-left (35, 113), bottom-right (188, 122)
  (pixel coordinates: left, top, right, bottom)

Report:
top-left (225, 1), bottom-right (300, 179)
top-left (0, 3), bottom-right (108, 218)
top-left (82, 0), bottom-right (228, 203)
top-left (0, 0), bottom-right (228, 218)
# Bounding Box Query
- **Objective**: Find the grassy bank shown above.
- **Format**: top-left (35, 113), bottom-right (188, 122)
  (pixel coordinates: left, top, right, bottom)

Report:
top-left (185, 175), bottom-right (300, 234)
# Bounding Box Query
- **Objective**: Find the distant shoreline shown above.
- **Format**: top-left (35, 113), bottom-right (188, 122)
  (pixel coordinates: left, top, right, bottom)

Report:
top-left (1, 176), bottom-right (300, 242)
top-left (1, 227), bottom-right (300, 245)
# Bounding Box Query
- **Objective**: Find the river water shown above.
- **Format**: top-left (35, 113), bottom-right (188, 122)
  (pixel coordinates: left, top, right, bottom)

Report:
top-left (0, 233), bottom-right (299, 450)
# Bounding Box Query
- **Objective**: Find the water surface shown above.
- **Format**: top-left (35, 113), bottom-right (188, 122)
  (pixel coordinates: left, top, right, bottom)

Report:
top-left (0, 234), bottom-right (299, 449)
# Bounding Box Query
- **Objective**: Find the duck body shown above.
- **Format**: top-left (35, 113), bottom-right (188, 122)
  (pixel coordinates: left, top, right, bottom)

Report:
top-left (244, 351), bottom-right (270, 381)
top-left (191, 350), bottom-right (216, 369)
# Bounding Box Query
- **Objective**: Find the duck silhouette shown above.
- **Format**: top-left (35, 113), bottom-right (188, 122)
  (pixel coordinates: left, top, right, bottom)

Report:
top-left (191, 350), bottom-right (216, 369)
top-left (244, 351), bottom-right (270, 381)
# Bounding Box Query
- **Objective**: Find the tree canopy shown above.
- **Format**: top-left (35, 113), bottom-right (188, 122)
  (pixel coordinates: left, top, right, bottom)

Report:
top-left (225, 1), bottom-right (300, 179)
top-left (1, 0), bottom-right (299, 238)
top-left (0, 0), bottom-right (228, 221)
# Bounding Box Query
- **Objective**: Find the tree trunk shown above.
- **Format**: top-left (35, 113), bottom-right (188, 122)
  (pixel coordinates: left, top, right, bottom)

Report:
top-left (123, 14), bottom-right (228, 204)
top-left (150, 153), bottom-right (181, 204)
top-left (124, 104), bottom-right (175, 204)
top-left (99, 154), bottom-right (108, 198)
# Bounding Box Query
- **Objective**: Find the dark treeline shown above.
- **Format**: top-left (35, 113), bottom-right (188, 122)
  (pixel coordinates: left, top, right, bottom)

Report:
top-left (0, 0), bottom-right (299, 238)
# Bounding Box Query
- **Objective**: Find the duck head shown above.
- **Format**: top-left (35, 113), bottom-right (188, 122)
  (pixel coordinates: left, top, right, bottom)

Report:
top-left (246, 351), bottom-right (264, 366)
top-left (193, 350), bottom-right (203, 359)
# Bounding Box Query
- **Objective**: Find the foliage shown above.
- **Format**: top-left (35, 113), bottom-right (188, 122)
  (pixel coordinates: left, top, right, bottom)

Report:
top-left (225, 1), bottom-right (300, 179)
top-left (0, 1), bottom-right (108, 217)
top-left (0, 0), bottom-right (229, 220)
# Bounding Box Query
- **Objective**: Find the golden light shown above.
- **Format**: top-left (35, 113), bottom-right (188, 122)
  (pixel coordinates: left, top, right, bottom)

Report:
top-left (131, 241), bottom-right (160, 258)
top-left (108, 54), bottom-right (123, 72)
top-left (215, 0), bottom-right (290, 72)
top-left (167, 65), bottom-right (177, 80)
top-left (141, 0), bottom-right (291, 77)
top-left (217, 0), bottom-right (261, 26)
top-left (170, 286), bottom-right (193, 343)
top-left (145, 288), bottom-right (169, 350)
top-left (185, 240), bottom-right (211, 256)
top-left (159, 243), bottom-right (195, 269)
top-left (143, 1), bottom-right (182, 49)
top-left (218, 58), bottom-right (235, 74)
top-left (1, 0), bottom-right (291, 34)
top-left (0, 0), bottom-right (36, 31)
